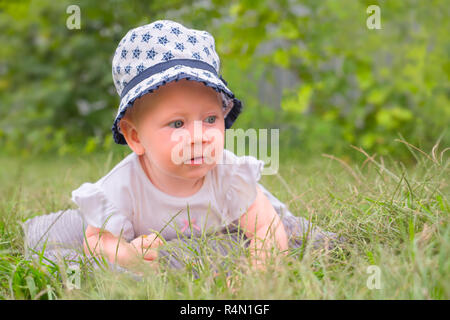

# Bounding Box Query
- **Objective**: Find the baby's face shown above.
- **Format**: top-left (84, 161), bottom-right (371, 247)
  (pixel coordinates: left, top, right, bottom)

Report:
top-left (126, 79), bottom-right (225, 181)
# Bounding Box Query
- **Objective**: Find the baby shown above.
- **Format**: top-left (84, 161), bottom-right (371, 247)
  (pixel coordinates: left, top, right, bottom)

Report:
top-left (80, 80), bottom-right (290, 271)
top-left (71, 20), bottom-right (290, 272)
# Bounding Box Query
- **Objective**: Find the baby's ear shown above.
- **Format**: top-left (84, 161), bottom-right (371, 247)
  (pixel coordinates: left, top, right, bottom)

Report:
top-left (119, 118), bottom-right (145, 155)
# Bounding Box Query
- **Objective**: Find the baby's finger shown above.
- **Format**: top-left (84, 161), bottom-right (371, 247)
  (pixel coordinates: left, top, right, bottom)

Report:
top-left (142, 247), bottom-right (159, 261)
top-left (130, 237), bottom-right (145, 252)
top-left (142, 233), bottom-right (164, 248)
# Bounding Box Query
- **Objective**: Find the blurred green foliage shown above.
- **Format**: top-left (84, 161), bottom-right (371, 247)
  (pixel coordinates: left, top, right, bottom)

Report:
top-left (0, 0), bottom-right (448, 160)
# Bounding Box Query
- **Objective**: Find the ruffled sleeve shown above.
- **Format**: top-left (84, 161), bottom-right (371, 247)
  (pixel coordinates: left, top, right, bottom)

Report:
top-left (219, 152), bottom-right (265, 226)
top-left (71, 182), bottom-right (135, 241)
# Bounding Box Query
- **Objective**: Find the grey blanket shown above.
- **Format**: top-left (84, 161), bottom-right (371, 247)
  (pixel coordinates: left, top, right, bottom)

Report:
top-left (22, 183), bottom-right (339, 277)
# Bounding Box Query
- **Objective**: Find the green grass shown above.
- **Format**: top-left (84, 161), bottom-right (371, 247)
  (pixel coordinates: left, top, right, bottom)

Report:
top-left (0, 143), bottom-right (448, 299)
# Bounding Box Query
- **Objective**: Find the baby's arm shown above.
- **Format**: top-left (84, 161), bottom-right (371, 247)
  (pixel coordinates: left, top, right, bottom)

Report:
top-left (239, 185), bottom-right (289, 270)
top-left (83, 225), bottom-right (160, 269)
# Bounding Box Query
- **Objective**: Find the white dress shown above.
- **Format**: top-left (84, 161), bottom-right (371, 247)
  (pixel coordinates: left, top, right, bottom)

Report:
top-left (71, 149), bottom-right (265, 242)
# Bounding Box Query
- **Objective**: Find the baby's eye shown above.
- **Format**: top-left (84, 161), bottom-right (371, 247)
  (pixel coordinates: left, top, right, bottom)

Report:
top-left (169, 120), bottom-right (184, 128)
top-left (204, 115), bottom-right (216, 124)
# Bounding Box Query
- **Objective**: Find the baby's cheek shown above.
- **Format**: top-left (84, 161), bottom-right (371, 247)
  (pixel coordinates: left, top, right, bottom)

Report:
top-left (148, 130), bottom-right (179, 163)
top-left (204, 127), bottom-right (224, 145)
top-left (167, 139), bottom-right (188, 166)
top-left (203, 128), bottom-right (224, 163)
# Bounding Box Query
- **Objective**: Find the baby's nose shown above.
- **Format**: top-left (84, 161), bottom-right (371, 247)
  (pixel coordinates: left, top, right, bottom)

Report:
top-left (187, 120), bottom-right (210, 144)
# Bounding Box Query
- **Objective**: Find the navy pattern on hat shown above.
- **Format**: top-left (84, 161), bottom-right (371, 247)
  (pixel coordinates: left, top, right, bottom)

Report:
top-left (111, 20), bottom-right (242, 145)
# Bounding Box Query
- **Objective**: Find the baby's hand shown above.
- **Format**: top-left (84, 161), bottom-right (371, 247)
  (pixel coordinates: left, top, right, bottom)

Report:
top-left (131, 233), bottom-right (164, 261)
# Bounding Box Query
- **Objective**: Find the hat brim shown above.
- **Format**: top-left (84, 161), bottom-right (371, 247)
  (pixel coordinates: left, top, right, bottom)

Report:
top-left (112, 65), bottom-right (242, 145)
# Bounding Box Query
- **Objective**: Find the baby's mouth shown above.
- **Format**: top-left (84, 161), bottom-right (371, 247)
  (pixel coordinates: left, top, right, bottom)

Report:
top-left (185, 156), bottom-right (204, 165)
